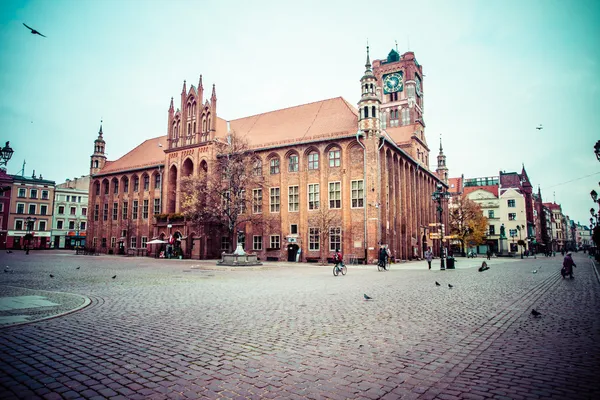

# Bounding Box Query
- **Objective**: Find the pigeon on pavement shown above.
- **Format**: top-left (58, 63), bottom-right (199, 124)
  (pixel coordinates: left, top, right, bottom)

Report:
top-left (363, 294), bottom-right (372, 300)
top-left (49, 274), bottom-right (54, 278)
top-left (6, 250), bottom-right (12, 254)
top-left (76, 267), bottom-right (80, 270)
top-left (448, 284), bottom-right (454, 289)
top-left (112, 275), bottom-right (117, 279)
top-left (531, 309), bottom-right (541, 317)
top-left (532, 270), bottom-right (537, 274)
top-left (435, 281), bottom-right (441, 286)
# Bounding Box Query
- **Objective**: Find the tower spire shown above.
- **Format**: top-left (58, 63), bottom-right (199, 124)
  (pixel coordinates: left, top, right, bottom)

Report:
top-left (181, 80), bottom-right (187, 94)
top-left (169, 97), bottom-right (174, 112)
top-left (199, 74), bottom-right (203, 91)
top-left (211, 83), bottom-right (217, 100)
top-left (99, 119), bottom-right (103, 137)
top-left (365, 42), bottom-right (372, 72)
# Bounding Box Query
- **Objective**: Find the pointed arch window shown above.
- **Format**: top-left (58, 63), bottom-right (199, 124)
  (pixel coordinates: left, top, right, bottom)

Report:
top-left (371, 106), bottom-right (376, 118)
top-left (328, 149), bottom-right (341, 168)
top-left (308, 151), bottom-right (319, 170)
top-left (253, 159), bottom-right (262, 176)
top-left (364, 106), bottom-right (369, 118)
top-left (269, 158), bottom-right (280, 175)
top-left (401, 108), bottom-right (410, 125)
top-left (202, 117), bottom-right (207, 132)
top-left (288, 154), bottom-right (299, 172)
top-left (94, 160), bottom-right (99, 168)
top-left (95, 182), bottom-right (100, 195)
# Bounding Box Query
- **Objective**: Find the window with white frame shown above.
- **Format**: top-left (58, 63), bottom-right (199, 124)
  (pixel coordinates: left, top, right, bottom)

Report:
top-left (253, 159), bottom-right (262, 176)
top-left (328, 149), bottom-right (341, 167)
top-left (488, 210), bottom-right (494, 218)
top-left (238, 190), bottom-right (246, 214)
top-left (253, 235), bottom-right (262, 250)
top-left (131, 236), bottom-right (137, 248)
top-left (111, 237), bottom-right (116, 248)
top-left (122, 202), bottom-right (128, 219)
top-left (15, 220), bottom-right (23, 230)
top-left (329, 227), bottom-right (341, 251)
top-left (308, 184), bottom-right (319, 210)
top-left (112, 203), bottom-right (118, 220)
top-left (41, 190), bottom-right (48, 200)
top-left (70, 206), bottom-right (76, 215)
top-left (154, 198), bottom-right (161, 214)
top-left (309, 228), bottom-right (320, 250)
top-left (142, 199), bottom-right (149, 219)
top-left (141, 236), bottom-right (148, 248)
top-left (103, 203), bottom-right (108, 221)
top-left (253, 189), bottom-right (262, 213)
top-left (92, 237), bottom-right (97, 248)
top-left (30, 189), bottom-right (38, 199)
top-left (308, 152), bottom-right (319, 170)
top-left (270, 235), bottom-right (280, 249)
top-left (351, 180), bottom-right (364, 208)
top-left (288, 186), bottom-right (299, 212)
top-left (58, 205), bottom-right (64, 214)
top-left (69, 221), bottom-right (75, 230)
top-left (18, 188), bottom-right (26, 198)
top-left (270, 187), bottom-right (280, 213)
top-left (94, 204), bottom-right (99, 221)
top-left (57, 220), bottom-right (63, 229)
top-left (508, 213), bottom-right (516, 221)
top-left (507, 199), bottom-right (516, 208)
top-left (329, 182), bottom-right (341, 209)
top-left (269, 158), bottom-right (280, 175)
top-left (143, 175), bottom-right (150, 191)
top-left (82, 207), bottom-right (87, 216)
top-left (80, 221), bottom-right (86, 230)
top-left (132, 200), bottom-right (138, 219)
top-left (38, 220), bottom-right (46, 231)
top-left (133, 177), bottom-right (139, 192)
top-left (40, 205), bottom-right (47, 215)
top-left (28, 204), bottom-right (36, 214)
top-left (16, 203), bottom-right (25, 214)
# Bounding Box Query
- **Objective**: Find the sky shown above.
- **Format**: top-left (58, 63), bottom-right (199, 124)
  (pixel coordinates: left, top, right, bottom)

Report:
top-left (0, 0), bottom-right (598, 225)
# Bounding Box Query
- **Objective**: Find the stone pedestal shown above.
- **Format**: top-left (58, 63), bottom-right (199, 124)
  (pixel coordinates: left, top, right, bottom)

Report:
top-left (499, 238), bottom-right (507, 256)
top-left (217, 253), bottom-right (262, 266)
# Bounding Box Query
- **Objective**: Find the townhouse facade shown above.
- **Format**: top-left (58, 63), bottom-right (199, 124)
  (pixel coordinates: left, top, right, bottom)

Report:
top-left (6, 172), bottom-right (55, 249)
top-left (51, 176), bottom-right (90, 249)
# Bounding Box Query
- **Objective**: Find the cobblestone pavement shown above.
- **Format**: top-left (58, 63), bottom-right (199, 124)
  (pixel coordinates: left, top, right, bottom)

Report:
top-left (0, 251), bottom-right (598, 399)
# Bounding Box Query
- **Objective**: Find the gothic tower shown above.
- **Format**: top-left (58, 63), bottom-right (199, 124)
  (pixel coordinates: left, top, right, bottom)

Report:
top-left (358, 45), bottom-right (381, 137)
top-left (436, 137), bottom-right (448, 184)
top-left (90, 122), bottom-right (106, 175)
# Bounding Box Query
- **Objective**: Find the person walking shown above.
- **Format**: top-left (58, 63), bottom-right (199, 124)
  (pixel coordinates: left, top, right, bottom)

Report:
top-left (378, 245), bottom-right (387, 270)
top-left (561, 252), bottom-right (576, 279)
top-left (486, 248), bottom-right (492, 260)
top-left (424, 246), bottom-right (433, 270)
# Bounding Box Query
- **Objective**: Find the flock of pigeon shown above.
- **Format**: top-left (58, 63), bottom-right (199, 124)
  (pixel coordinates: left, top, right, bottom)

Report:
top-left (5, 264), bottom-right (116, 280)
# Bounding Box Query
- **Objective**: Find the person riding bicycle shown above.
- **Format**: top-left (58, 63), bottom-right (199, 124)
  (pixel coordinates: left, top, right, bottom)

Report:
top-left (333, 249), bottom-right (343, 269)
top-left (378, 245), bottom-right (388, 270)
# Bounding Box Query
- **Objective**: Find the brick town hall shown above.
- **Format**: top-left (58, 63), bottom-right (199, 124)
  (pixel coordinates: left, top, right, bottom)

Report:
top-left (87, 47), bottom-right (450, 263)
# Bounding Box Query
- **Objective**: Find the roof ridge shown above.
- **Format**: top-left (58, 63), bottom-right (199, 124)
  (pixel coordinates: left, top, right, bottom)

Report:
top-left (230, 96), bottom-right (347, 121)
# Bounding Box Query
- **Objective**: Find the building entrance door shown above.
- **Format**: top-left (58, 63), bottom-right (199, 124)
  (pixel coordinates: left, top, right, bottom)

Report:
top-left (287, 244), bottom-right (299, 262)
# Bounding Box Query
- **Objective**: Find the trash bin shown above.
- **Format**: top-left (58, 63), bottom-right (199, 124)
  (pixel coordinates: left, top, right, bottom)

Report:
top-left (446, 257), bottom-right (456, 269)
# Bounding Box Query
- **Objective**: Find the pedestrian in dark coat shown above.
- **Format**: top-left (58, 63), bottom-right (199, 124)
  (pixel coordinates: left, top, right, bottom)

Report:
top-left (561, 252), bottom-right (576, 279)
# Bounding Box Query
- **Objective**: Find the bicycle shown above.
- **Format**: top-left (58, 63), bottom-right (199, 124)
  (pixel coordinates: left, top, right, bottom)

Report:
top-left (333, 262), bottom-right (347, 276)
top-left (377, 259), bottom-right (388, 271)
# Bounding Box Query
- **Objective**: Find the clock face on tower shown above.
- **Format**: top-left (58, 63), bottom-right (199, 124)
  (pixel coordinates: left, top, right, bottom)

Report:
top-left (383, 72), bottom-right (403, 94)
top-left (415, 75), bottom-right (422, 97)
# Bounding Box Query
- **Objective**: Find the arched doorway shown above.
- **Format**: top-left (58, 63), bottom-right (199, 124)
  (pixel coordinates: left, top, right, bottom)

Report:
top-left (287, 243), bottom-right (299, 262)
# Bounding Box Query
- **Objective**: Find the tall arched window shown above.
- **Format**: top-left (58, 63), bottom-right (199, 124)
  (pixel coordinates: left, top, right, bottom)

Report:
top-left (364, 106), bottom-right (369, 118)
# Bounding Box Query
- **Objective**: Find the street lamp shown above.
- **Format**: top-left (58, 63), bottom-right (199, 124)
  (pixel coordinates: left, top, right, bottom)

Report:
top-left (595, 140), bottom-right (600, 162)
top-left (1, 141), bottom-right (14, 166)
top-left (517, 224), bottom-right (524, 259)
top-left (431, 183), bottom-right (450, 270)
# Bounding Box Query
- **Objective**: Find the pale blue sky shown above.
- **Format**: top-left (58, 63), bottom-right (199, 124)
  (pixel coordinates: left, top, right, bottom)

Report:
top-left (0, 0), bottom-right (598, 224)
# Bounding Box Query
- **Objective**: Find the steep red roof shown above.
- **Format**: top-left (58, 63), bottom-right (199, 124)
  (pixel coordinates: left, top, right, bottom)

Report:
top-left (464, 185), bottom-right (498, 197)
top-left (447, 177), bottom-right (463, 194)
top-left (229, 97), bottom-right (358, 149)
top-left (98, 136), bottom-right (166, 175)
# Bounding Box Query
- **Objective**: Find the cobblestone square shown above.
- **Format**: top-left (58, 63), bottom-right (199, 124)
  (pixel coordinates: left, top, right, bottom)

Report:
top-left (0, 252), bottom-right (599, 399)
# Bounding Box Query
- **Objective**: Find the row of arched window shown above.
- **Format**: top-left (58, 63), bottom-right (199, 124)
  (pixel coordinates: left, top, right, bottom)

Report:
top-left (253, 147), bottom-right (343, 176)
top-left (94, 174), bottom-right (161, 196)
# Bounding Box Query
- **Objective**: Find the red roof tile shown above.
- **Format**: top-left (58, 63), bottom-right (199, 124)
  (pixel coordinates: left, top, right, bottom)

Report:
top-left (464, 185), bottom-right (498, 198)
top-left (229, 97), bottom-right (358, 148)
top-left (447, 177), bottom-right (463, 194)
top-left (98, 136), bottom-right (166, 175)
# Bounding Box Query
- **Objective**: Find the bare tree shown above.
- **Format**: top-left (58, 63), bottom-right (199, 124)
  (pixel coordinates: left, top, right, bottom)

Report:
top-left (180, 131), bottom-right (265, 252)
top-left (307, 207), bottom-right (342, 264)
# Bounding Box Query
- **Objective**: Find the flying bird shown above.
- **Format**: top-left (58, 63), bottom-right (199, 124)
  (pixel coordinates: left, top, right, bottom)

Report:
top-left (49, 274), bottom-right (54, 278)
top-left (435, 281), bottom-right (441, 286)
top-left (536, 124), bottom-right (543, 130)
top-left (112, 275), bottom-right (117, 279)
top-left (363, 294), bottom-right (372, 300)
top-left (448, 284), bottom-right (454, 289)
top-left (531, 309), bottom-right (541, 317)
top-left (23, 23), bottom-right (46, 37)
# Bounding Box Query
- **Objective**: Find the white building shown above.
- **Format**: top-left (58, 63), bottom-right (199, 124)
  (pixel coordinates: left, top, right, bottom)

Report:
top-left (51, 176), bottom-right (90, 249)
top-left (499, 187), bottom-right (528, 253)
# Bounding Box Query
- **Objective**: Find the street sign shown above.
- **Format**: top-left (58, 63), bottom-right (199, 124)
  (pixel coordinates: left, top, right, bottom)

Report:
top-left (428, 223), bottom-right (441, 227)
top-left (429, 233), bottom-right (441, 239)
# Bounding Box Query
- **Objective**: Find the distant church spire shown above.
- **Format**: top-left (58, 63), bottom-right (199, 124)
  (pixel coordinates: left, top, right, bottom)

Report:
top-left (436, 134), bottom-right (449, 184)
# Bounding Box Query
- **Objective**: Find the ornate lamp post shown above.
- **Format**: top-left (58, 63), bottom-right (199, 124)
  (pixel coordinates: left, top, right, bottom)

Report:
top-left (431, 183), bottom-right (450, 270)
top-left (594, 140), bottom-right (600, 162)
top-left (0, 141), bottom-right (14, 166)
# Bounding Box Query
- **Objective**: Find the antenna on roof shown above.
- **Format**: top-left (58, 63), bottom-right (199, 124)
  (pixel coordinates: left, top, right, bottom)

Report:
top-left (395, 39), bottom-right (398, 52)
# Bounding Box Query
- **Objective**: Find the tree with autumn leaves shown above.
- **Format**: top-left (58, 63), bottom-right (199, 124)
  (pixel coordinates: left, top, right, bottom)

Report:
top-left (448, 194), bottom-right (489, 254)
top-left (179, 132), bottom-right (265, 253)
